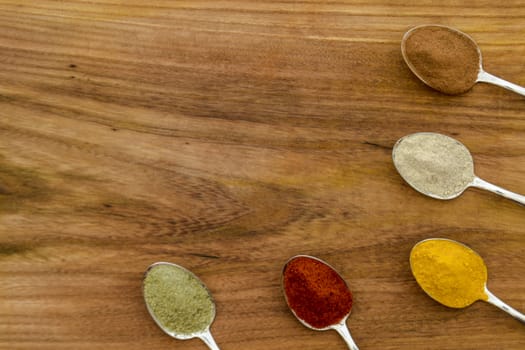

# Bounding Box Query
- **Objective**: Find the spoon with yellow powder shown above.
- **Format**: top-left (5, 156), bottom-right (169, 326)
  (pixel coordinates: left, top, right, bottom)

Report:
top-left (143, 262), bottom-right (221, 349)
top-left (410, 238), bottom-right (525, 323)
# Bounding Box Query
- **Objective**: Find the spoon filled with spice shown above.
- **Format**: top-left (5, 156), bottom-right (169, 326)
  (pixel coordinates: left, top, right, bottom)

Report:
top-left (282, 255), bottom-right (359, 350)
top-left (392, 132), bottom-right (525, 206)
top-left (143, 262), bottom-right (221, 350)
top-left (401, 24), bottom-right (525, 96)
top-left (410, 238), bottom-right (525, 323)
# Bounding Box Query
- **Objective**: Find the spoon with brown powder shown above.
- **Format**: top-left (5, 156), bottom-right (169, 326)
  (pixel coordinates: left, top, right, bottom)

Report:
top-left (392, 132), bottom-right (525, 206)
top-left (401, 24), bottom-right (525, 96)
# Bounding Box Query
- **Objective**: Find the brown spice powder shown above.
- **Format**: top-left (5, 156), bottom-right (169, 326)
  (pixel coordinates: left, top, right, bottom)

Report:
top-left (403, 25), bottom-right (480, 94)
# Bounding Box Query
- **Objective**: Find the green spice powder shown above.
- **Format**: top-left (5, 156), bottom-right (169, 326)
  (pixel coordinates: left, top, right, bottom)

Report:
top-left (143, 264), bottom-right (215, 335)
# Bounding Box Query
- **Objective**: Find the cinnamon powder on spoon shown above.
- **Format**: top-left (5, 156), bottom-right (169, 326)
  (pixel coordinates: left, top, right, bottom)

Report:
top-left (402, 25), bottom-right (481, 95)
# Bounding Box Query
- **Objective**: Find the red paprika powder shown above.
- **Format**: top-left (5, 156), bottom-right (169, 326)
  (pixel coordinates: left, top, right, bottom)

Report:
top-left (282, 255), bottom-right (353, 329)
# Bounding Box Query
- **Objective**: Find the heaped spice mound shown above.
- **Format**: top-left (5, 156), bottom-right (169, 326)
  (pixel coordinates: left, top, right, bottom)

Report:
top-left (283, 256), bottom-right (353, 329)
top-left (403, 25), bottom-right (480, 94)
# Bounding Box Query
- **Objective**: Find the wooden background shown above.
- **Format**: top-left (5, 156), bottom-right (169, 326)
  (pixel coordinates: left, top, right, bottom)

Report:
top-left (1, 1), bottom-right (524, 349)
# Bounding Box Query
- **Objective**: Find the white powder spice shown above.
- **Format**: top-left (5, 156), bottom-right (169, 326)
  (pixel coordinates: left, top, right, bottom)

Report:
top-left (393, 133), bottom-right (475, 199)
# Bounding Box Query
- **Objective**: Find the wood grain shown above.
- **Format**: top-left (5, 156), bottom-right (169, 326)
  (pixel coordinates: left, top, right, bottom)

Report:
top-left (0, 1), bottom-right (524, 349)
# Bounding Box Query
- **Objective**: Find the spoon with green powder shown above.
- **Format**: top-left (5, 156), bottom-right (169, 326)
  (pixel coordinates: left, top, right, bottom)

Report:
top-left (143, 262), bottom-right (221, 349)
top-left (392, 132), bottom-right (525, 206)
top-left (410, 238), bottom-right (525, 323)
top-left (401, 24), bottom-right (525, 96)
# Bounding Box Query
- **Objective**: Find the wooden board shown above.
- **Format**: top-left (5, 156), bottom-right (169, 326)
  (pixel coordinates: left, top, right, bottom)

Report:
top-left (1, 1), bottom-right (524, 349)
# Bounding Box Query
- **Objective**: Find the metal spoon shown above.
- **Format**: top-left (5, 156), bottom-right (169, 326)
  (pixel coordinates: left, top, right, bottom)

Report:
top-left (392, 132), bottom-right (525, 206)
top-left (143, 262), bottom-right (220, 350)
top-left (282, 255), bottom-right (359, 350)
top-left (401, 24), bottom-right (525, 96)
top-left (410, 238), bottom-right (525, 323)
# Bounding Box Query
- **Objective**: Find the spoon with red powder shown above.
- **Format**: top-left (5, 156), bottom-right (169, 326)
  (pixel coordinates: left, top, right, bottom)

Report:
top-left (401, 24), bottom-right (525, 96)
top-left (282, 255), bottom-right (359, 350)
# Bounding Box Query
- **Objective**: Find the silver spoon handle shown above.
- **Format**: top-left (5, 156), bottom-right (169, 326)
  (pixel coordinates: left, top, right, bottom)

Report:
top-left (477, 70), bottom-right (525, 97)
top-left (332, 322), bottom-right (360, 350)
top-left (485, 288), bottom-right (525, 324)
top-left (470, 177), bottom-right (525, 206)
top-left (199, 330), bottom-right (221, 350)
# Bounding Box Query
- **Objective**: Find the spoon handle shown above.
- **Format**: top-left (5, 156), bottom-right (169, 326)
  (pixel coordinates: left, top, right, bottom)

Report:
top-left (199, 330), bottom-right (221, 350)
top-left (333, 322), bottom-right (360, 350)
top-left (485, 288), bottom-right (525, 324)
top-left (477, 71), bottom-right (525, 97)
top-left (471, 177), bottom-right (525, 206)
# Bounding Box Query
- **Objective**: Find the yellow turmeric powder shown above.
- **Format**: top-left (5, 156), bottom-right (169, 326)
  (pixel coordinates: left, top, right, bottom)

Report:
top-left (410, 239), bottom-right (488, 308)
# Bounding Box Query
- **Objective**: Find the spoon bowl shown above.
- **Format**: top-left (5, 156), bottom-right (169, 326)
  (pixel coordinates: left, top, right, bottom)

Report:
top-left (143, 262), bottom-right (221, 350)
top-left (410, 238), bottom-right (525, 323)
top-left (282, 255), bottom-right (359, 350)
top-left (392, 132), bottom-right (525, 205)
top-left (401, 24), bottom-right (525, 96)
